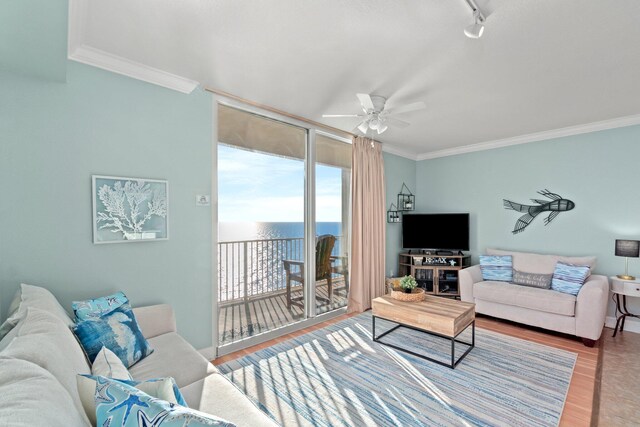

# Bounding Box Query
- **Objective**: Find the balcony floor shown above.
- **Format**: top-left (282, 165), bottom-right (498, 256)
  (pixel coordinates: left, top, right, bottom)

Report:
top-left (218, 281), bottom-right (348, 345)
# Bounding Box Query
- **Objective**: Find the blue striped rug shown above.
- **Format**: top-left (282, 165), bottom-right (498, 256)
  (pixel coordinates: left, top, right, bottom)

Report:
top-left (218, 312), bottom-right (576, 427)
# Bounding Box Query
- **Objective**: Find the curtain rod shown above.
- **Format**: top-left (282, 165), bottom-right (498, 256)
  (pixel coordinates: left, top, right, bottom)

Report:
top-left (204, 86), bottom-right (355, 139)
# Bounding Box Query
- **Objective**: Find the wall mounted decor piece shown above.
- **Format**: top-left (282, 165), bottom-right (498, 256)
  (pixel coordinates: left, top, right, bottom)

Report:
top-left (387, 203), bottom-right (401, 223)
top-left (92, 175), bottom-right (168, 244)
top-left (397, 183), bottom-right (415, 211)
top-left (503, 189), bottom-right (575, 234)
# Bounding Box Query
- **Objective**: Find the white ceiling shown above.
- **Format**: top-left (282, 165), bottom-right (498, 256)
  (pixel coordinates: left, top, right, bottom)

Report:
top-left (69, 0), bottom-right (640, 158)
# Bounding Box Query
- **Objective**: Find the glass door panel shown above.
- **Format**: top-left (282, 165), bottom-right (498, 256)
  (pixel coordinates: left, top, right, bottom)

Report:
top-left (315, 134), bottom-right (351, 314)
top-left (217, 104), bottom-right (307, 345)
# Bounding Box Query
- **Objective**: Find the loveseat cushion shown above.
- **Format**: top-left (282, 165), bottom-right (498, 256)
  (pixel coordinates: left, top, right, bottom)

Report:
top-left (474, 281), bottom-right (577, 316)
top-left (128, 332), bottom-right (217, 388)
top-left (0, 358), bottom-right (90, 427)
top-left (486, 248), bottom-right (596, 275)
top-left (0, 283), bottom-right (74, 339)
top-left (180, 373), bottom-right (279, 427)
top-left (1, 308), bottom-right (91, 424)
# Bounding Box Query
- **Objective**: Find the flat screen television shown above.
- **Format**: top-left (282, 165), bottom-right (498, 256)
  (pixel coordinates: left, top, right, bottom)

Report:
top-left (402, 213), bottom-right (469, 250)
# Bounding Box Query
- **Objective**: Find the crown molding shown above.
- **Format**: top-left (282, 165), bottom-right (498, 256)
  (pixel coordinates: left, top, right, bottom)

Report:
top-left (381, 143), bottom-right (419, 160)
top-left (68, 45), bottom-right (199, 94)
top-left (68, 0), bottom-right (198, 94)
top-left (416, 113), bottom-right (640, 161)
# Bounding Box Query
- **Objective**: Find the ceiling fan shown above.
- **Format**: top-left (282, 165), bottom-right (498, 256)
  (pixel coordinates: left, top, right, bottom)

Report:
top-left (323, 93), bottom-right (426, 135)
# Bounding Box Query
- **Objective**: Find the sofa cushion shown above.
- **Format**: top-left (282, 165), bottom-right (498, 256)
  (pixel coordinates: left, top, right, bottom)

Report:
top-left (0, 283), bottom-right (74, 339)
top-left (1, 308), bottom-right (91, 425)
top-left (73, 304), bottom-right (154, 368)
top-left (486, 248), bottom-right (596, 275)
top-left (94, 377), bottom-right (236, 427)
top-left (473, 281), bottom-right (577, 316)
top-left (479, 255), bottom-right (513, 282)
top-left (0, 358), bottom-right (90, 427)
top-left (72, 291), bottom-right (129, 321)
top-left (181, 373), bottom-right (278, 427)
top-left (129, 332), bottom-right (217, 388)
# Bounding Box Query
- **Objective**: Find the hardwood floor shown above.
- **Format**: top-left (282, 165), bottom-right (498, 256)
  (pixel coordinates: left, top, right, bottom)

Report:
top-left (213, 311), bottom-right (601, 426)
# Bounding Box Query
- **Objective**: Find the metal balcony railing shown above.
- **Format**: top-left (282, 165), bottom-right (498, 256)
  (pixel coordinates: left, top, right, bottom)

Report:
top-left (217, 236), bottom-right (343, 304)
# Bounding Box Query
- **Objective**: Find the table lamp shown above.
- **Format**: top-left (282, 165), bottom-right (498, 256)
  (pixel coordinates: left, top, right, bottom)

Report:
top-left (615, 239), bottom-right (640, 280)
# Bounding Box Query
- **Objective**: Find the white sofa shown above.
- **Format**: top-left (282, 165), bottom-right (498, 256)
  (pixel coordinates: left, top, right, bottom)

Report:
top-left (459, 249), bottom-right (609, 347)
top-left (0, 284), bottom-right (278, 427)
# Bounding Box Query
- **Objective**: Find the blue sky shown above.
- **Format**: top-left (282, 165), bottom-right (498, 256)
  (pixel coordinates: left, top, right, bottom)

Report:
top-left (218, 145), bottom-right (345, 222)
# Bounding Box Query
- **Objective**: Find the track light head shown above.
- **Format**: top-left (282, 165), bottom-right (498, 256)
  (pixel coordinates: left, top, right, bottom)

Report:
top-left (464, 9), bottom-right (484, 39)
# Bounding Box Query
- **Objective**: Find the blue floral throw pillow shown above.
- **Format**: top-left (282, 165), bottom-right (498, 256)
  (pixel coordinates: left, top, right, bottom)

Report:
top-left (73, 305), bottom-right (153, 368)
top-left (551, 261), bottom-right (590, 296)
top-left (479, 255), bottom-right (513, 282)
top-left (94, 376), bottom-right (236, 427)
top-left (73, 291), bottom-right (130, 321)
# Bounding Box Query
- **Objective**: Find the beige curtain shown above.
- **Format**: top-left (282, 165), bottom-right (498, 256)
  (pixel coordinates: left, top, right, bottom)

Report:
top-left (347, 136), bottom-right (386, 313)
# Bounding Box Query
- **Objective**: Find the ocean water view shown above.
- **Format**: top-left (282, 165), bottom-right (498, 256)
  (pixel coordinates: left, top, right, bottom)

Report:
top-left (219, 222), bottom-right (342, 242)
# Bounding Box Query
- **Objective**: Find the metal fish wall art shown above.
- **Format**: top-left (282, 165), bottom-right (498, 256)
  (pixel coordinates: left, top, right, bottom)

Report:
top-left (503, 189), bottom-right (575, 234)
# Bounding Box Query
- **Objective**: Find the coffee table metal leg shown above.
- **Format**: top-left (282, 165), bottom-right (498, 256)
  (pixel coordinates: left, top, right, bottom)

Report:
top-left (451, 337), bottom-right (455, 368)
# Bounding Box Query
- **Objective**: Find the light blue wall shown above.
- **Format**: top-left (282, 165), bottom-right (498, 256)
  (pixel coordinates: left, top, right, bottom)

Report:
top-left (383, 152), bottom-right (416, 277)
top-left (0, 64), bottom-right (214, 349)
top-left (0, 0), bottom-right (68, 82)
top-left (415, 125), bottom-right (640, 319)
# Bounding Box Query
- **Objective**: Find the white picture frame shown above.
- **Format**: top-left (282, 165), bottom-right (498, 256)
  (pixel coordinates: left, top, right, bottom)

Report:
top-left (92, 175), bottom-right (169, 244)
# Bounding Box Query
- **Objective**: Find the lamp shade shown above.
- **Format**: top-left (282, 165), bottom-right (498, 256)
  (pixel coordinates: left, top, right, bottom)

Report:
top-left (615, 239), bottom-right (640, 257)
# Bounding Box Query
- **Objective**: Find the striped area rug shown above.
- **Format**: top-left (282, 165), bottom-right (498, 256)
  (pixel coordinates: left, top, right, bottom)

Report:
top-left (218, 312), bottom-right (577, 427)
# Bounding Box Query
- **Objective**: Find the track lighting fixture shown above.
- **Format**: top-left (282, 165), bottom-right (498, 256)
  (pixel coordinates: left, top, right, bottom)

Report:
top-left (462, 0), bottom-right (486, 39)
top-left (464, 10), bottom-right (484, 39)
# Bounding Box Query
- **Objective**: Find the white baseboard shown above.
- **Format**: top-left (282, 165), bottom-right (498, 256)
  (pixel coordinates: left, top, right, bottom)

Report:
top-left (605, 316), bottom-right (640, 334)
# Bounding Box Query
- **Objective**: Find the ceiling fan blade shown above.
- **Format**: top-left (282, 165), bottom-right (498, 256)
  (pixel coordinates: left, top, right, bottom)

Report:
top-left (386, 117), bottom-right (411, 128)
top-left (322, 114), bottom-right (364, 118)
top-left (385, 101), bottom-right (426, 116)
top-left (353, 119), bottom-right (369, 134)
top-left (356, 93), bottom-right (375, 112)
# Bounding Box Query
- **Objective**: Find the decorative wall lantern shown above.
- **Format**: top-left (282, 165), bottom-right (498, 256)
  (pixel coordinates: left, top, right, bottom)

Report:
top-left (387, 203), bottom-right (401, 223)
top-left (397, 183), bottom-right (415, 211)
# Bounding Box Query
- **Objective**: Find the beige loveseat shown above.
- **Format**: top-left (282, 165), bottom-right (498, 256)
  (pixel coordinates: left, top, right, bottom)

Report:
top-left (459, 249), bottom-right (609, 346)
top-left (0, 284), bottom-right (278, 426)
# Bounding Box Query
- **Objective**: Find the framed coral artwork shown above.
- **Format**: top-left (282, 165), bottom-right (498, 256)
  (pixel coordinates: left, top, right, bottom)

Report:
top-left (92, 175), bottom-right (169, 244)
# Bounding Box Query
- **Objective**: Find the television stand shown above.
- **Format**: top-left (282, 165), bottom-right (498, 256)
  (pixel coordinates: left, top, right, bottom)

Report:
top-left (397, 253), bottom-right (471, 298)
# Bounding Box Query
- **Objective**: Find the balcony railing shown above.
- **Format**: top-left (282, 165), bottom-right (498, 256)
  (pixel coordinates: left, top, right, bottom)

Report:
top-left (218, 237), bottom-right (343, 304)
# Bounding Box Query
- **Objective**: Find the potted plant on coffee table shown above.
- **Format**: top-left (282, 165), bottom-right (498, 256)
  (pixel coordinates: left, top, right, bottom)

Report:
top-left (400, 275), bottom-right (418, 293)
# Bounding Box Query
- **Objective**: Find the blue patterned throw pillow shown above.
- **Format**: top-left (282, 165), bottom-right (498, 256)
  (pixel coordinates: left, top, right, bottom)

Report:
top-left (551, 261), bottom-right (590, 295)
top-left (73, 291), bottom-right (130, 321)
top-left (94, 376), bottom-right (236, 427)
top-left (479, 255), bottom-right (513, 282)
top-left (73, 305), bottom-right (153, 368)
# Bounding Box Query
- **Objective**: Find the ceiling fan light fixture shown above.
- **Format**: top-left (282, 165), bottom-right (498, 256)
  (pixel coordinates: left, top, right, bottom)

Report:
top-left (369, 118), bottom-right (379, 130)
top-left (377, 123), bottom-right (388, 134)
top-left (357, 121), bottom-right (369, 134)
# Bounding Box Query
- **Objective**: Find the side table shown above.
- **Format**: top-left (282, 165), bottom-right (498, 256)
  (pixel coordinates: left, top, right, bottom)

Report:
top-left (610, 276), bottom-right (640, 337)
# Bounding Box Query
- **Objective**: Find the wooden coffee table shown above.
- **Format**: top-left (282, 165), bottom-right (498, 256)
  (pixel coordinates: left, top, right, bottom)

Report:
top-left (371, 295), bottom-right (475, 369)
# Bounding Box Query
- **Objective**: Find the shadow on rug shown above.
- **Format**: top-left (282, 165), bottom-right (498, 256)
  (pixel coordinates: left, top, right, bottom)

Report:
top-left (218, 312), bottom-right (576, 427)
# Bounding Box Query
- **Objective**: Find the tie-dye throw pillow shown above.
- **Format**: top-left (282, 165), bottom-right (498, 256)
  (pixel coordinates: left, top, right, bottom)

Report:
top-left (73, 305), bottom-right (153, 368)
top-left (72, 291), bottom-right (130, 321)
top-left (551, 261), bottom-right (590, 295)
top-left (94, 376), bottom-right (236, 427)
top-left (479, 255), bottom-right (513, 282)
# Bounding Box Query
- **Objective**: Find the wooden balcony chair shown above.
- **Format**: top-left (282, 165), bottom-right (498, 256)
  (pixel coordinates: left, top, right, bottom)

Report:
top-left (283, 234), bottom-right (336, 309)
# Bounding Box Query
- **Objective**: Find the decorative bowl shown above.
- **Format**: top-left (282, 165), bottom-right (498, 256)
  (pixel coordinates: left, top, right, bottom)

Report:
top-left (390, 287), bottom-right (425, 302)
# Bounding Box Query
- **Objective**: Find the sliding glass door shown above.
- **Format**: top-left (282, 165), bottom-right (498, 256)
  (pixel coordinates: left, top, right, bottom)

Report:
top-left (216, 102), bottom-right (351, 352)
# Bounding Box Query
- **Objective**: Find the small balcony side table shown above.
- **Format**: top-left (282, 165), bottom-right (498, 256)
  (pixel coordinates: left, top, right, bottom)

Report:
top-left (610, 276), bottom-right (640, 337)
